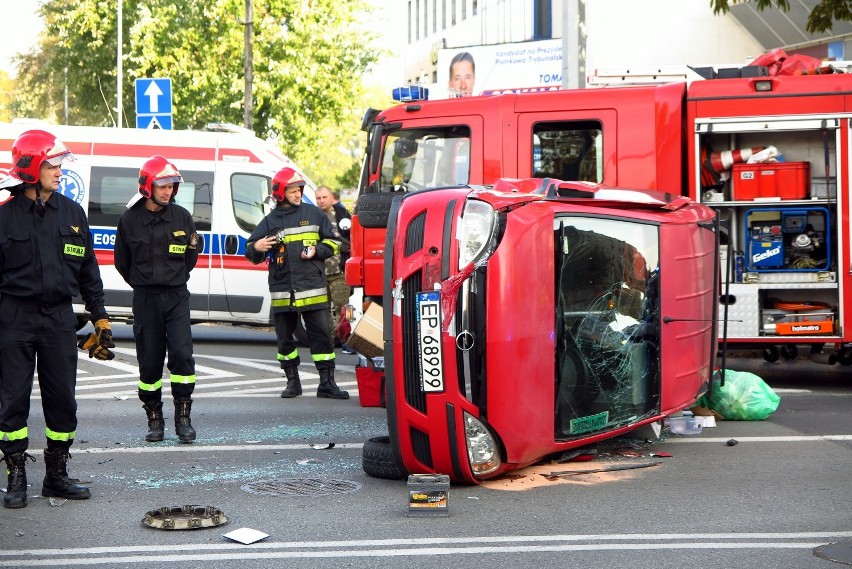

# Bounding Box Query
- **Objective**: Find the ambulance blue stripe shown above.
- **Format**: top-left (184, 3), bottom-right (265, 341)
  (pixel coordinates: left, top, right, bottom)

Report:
top-left (89, 228), bottom-right (250, 255)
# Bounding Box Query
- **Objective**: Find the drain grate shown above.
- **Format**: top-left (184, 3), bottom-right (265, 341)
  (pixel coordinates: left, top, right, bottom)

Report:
top-left (241, 478), bottom-right (362, 497)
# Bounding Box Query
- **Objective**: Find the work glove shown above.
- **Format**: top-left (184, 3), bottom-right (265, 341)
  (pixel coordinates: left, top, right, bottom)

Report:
top-left (77, 317), bottom-right (116, 361)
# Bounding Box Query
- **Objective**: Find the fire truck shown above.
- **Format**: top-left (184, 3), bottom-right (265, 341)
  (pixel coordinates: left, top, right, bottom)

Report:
top-left (347, 60), bottom-right (852, 366)
top-left (0, 120), bottom-right (315, 334)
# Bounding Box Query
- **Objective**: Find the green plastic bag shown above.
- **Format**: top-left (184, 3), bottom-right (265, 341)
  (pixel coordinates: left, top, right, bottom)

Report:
top-left (696, 369), bottom-right (781, 421)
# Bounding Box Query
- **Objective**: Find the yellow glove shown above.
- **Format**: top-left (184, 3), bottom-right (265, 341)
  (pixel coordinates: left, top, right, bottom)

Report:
top-left (77, 318), bottom-right (115, 361)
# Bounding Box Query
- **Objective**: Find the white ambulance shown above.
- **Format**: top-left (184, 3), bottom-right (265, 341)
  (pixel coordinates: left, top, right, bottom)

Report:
top-left (0, 120), bottom-right (315, 331)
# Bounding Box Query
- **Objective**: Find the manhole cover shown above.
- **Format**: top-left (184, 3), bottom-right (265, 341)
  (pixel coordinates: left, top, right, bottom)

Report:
top-left (814, 542), bottom-right (852, 565)
top-left (241, 478), bottom-right (362, 497)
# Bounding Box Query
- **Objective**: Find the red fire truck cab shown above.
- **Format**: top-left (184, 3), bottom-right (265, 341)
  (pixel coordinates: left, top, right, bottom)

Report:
top-left (371, 179), bottom-right (718, 483)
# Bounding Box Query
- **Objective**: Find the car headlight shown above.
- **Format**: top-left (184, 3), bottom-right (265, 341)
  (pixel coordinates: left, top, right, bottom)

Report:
top-left (464, 411), bottom-right (500, 476)
top-left (456, 200), bottom-right (496, 270)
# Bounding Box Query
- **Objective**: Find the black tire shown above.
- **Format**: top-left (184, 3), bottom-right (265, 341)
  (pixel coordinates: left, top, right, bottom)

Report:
top-left (355, 192), bottom-right (403, 229)
top-left (780, 344), bottom-right (799, 361)
top-left (837, 347), bottom-right (852, 366)
top-left (362, 436), bottom-right (407, 480)
top-left (762, 345), bottom-right (780, 363)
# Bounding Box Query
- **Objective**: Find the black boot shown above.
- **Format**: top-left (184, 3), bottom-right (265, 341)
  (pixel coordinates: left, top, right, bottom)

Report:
top-left (174, 398), bottom-right (197, 443)
top-left (42, 448), bottom-right (91, 500)
top-left (317, 366), bottom-right (349, 400)
top-left (142, 402), bottom-right (165, 442)
top-left (3, 452), bottom-right (35, 509)
top-left (280, 365), bottom-right (302, 398)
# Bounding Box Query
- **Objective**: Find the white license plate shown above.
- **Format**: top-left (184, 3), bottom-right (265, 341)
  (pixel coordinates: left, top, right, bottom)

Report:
top-left (416, 291), bottom-right (444, 392)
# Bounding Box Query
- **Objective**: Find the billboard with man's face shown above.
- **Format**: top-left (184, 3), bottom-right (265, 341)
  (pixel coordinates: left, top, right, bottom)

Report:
top-left (435, 39), bottom-right (563, 99)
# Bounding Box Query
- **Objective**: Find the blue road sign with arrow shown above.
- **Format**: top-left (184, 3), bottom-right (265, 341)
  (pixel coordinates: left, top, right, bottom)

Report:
top-left (135, 78), bottom-right (173, 129)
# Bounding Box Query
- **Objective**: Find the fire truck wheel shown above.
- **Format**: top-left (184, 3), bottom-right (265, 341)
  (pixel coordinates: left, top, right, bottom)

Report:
top-left (762, 345), bottom-right (780, 363)
top-left (362, 436), bottom-right (407, 480)
top-left (780, 344), bottom-right (798, 361)
top-left (356, 192), bottom-right (404, 229)
top-left (836, 346), bottom-right (852, 366)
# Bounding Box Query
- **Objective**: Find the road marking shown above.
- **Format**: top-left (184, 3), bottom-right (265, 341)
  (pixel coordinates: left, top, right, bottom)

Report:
top-left (54, 443), bottom-right (366, 454)
top-left (1, 532), bottom-right (849, 566)
top-left (665, 435), bottom-right (852, 443)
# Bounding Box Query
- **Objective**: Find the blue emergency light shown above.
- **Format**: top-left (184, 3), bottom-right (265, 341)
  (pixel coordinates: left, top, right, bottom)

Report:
top-left (392, 85), bottom-right (429, 102)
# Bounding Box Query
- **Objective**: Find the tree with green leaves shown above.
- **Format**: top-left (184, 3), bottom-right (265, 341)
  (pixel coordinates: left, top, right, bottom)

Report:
top-left (710, 0), bottom-right (851, 34)
top-left (11, 0), bottom-right (380, 185)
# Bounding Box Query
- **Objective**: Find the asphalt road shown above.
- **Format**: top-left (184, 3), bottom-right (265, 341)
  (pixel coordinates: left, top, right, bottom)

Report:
top-left (0, 324), bottom-right (849, 568)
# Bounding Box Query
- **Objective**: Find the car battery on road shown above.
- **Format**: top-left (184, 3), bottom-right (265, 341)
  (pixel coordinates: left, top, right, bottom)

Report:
top-left (744, 207), bottom-right (831, 272)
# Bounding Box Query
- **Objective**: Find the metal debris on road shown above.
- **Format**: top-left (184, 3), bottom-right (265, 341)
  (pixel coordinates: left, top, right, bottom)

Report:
top-left (543, 461), bottom-right (662, 480)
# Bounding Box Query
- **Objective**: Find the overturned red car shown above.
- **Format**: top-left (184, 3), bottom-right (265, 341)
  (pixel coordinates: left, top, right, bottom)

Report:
top-left (364, 178), bottom-right (719, 484)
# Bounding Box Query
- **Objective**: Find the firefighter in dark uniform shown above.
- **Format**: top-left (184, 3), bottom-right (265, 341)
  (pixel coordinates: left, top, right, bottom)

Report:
top-left (0, 129), bottom-right (114, 509)
top-left (114, 156), bottom-right (200, 443)
top-left (245, 167), bottom-right (349, 400)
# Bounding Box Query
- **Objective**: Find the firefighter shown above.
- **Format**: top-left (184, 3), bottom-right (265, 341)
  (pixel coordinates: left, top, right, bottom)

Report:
top-left (0, 129), bottom-right (114, 509)
top-left (245, 167), bottom-right (349, 400)
top-left (114, 156), bottom-right (200, 443)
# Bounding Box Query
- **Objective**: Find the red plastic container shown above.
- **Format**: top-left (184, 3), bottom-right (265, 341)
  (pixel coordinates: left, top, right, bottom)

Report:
top-left (731, 161), bottom-right (810, 200)
top-left (355, 366), bottom-right (385, 407)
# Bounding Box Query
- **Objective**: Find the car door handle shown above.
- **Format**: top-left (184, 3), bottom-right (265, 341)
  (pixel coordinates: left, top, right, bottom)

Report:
top-left (225, 235), bottom-right (238, 255)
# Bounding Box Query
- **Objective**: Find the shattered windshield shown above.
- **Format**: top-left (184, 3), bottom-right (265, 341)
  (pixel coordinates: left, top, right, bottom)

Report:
top-left (380, 127), bottom-right (471, 192)
top-left (554, 216), bottom-right (661, 440)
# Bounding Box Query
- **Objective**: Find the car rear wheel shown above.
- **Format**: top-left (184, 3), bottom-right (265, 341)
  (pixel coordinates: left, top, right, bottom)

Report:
top-left (362, 436), bottom-right (407, 480)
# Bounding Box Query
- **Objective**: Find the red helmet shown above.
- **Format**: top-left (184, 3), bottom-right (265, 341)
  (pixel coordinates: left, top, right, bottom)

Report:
top-left (270, 166), bottom-right (306, 203)
top-left (10, 130), bottom-right (74, 184)
top-left (138, 155), bottom-right (183, 199)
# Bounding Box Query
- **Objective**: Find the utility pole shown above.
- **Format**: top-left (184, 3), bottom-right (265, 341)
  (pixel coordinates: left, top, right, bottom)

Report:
top-left (562, 0), bottom-right (586, 89)
top-left (243, 0), bottom-right (253, 130)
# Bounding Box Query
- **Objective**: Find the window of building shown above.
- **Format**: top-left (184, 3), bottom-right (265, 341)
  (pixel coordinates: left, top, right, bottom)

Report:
top-left (532, 121), bottom-right (603, 182)
top-left (452, 0), bottom-right (456, 25)
top-left (433, 0), bottom-right (437, 33)
top-left (534, 0), bottom-right (552, 40)
top-left (472, 0), bottom-right (478, 16)
top-left (442, 0), bottom-right (447, 29)
top-left (424, 0), bottom-right (428, 37)
top-left (408, 1), bottom-right (412, 43)
top-left (462, 0), bottom-right (466, 19)
top-left (87, 166), bottom-right (212, 231)
top-left (416, 0), bottom-right (421, 41)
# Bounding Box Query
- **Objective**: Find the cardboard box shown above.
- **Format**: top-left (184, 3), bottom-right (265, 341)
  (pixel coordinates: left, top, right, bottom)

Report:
top-left (732, 161), bottom-right (810, 200)
top-left (355, 365), bottom-right (385, 407)
top-left (347, 303), bottom-right (383, 358)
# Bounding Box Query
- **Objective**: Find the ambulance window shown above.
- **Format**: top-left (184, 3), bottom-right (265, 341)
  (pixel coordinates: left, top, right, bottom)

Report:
top-left (533, 121), bottom-right (602, 183)
top-left (88, 167), bottom-right (212, 231)
top-left (232, 173), bottom-right (271, 232)
top-left (88, 167), bottom-right (140, 227)
top-left (176, 171), bottom-right (213, 231)
top-left (380, 126), bottom-right (471, 192)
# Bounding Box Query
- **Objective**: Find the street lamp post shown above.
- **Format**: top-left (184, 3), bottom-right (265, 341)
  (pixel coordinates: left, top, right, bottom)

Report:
top-left (117, 0), bottom-right (123, 127)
